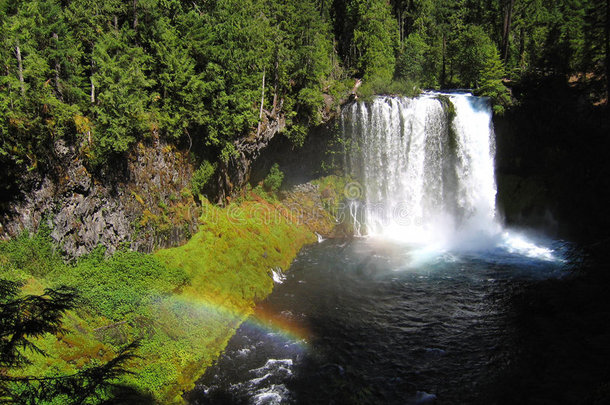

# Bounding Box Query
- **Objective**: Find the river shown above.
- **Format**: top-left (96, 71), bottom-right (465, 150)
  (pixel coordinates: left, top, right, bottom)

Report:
top-left (187, 235), bottom-right (575, 404)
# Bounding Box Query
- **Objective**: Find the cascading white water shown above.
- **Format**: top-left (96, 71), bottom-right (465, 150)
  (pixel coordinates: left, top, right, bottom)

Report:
top-left (342, 93), bottom-right (563, 261)
top-left (343, 93), bottom-right (504, 250)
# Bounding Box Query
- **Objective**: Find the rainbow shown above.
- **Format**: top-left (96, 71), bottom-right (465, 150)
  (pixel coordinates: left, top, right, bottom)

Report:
top-left (247, 301), bottom-right (311, 346)
top-left (157, 292), bottom-right (310, 349)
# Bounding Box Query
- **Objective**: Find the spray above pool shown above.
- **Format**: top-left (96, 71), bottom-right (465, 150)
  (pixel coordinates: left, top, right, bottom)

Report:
top-left (342, 93), bottom-right (562, 263)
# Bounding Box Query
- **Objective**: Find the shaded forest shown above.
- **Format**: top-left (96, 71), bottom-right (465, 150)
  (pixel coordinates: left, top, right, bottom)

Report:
top-left (1, 0), bottom-right (608, 196)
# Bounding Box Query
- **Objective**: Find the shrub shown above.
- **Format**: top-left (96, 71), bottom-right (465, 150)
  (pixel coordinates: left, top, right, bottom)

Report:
top-left (0, 223), bottom-right (64, 279)
top-left (52, 249), bottom-right (189, 321)
top-left (263, 164), bottom-right (284, 193)
top-left (190, 160), bottom-right (216, 198)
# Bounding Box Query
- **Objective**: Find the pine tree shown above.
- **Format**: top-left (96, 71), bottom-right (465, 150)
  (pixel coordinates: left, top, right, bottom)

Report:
top-left (90, 30), bottom-right (154, 161)
top-left (351, 0), bottom-right (399, 82)
top-left (0, 280), bottom-right (142, 405)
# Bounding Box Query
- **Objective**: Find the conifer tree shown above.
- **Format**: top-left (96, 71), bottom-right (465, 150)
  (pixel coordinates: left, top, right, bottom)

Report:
top-left (0, 280), bottom-right (142, 405)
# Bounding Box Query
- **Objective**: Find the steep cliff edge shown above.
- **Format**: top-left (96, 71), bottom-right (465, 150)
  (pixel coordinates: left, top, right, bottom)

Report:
top-left (0, 138), bottom-right (200, 257)
top-left (0, 91), bottom-right (346, 258)
top-left (494, 77), bottom-right (610, 242)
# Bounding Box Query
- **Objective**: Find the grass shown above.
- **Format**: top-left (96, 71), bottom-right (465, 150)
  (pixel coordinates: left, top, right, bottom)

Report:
top-left (0, 188), bottom-right (318, 403)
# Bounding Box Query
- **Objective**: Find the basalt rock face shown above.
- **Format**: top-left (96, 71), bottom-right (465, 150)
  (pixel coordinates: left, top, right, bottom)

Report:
top-left (0, 139), bottom-right (200, 257)
top-left (215, 93), bottom-right (344, 203)
top-left (494, 77), bottom-right (610, 242)
top-left (214, 113), bottom-right (286, 203)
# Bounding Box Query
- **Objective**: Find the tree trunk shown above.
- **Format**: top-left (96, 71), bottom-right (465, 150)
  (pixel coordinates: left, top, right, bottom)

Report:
top-left (502, 0), bottom-right (516, 63)
top-left (257, 69), bottom-right (265, 137)
top-left (90, 77), bottom-right (95, 104)
top-left (519, 26), bottom-right (525, 67)
top-left (90, 58), bottom-right (95, 104)
top-left (133, 0), bottom-right (138, 31)
top-left (6, 65), bottom-right (13, 109)
top-left (606, 0), bottom-right (609, 104)
top-left (272, 53), bottom-right (279, 115)
top-left (441, 34), bottom-right (447, 88)
top-left (398, 8), bottom-right (403, 46)
top-left (15, 42), bottom-right (25, 97)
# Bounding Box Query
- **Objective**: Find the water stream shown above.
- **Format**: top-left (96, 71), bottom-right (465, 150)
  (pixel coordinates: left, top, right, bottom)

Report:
top-left (187, 238), bottom-right (574, 404)
top-left (186, 94), bottom-right (577, 404)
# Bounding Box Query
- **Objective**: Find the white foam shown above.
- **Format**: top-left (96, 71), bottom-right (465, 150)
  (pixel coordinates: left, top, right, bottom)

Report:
top-left (246, 360), bottom-right (294, 404)
top-left (251, 359), bottom-right (293, 377)
top-left (414, 391), bottom-right (437, 404)
top-left (500, 231), bottom-right (558, 262)
top-left (249, 373), bottom-right (273, 387)
top-left (270, 267), bottom-right (286, 284)
top-left (237, 348), bottom-right (251, 357)
top-left (251, 384), bottom-right (289, 405)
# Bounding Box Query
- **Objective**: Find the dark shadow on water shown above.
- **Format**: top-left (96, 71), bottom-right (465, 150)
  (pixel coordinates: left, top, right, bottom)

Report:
top-left (186, 239), bottom-right (610, 405)
top-left (480, 243), bottom-right (610, 405)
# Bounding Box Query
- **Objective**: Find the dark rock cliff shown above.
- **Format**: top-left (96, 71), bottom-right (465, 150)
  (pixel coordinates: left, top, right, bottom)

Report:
top-left (0, 139), bottom-right (200, 257)
top-left (215, 90), bottom-right (347, 202)
top-left (215, 113), bottom-right (287, 202)
top-left (494, 77), bottom-right (610, 242)
top-left (0, 95), bottom-right (344, 257)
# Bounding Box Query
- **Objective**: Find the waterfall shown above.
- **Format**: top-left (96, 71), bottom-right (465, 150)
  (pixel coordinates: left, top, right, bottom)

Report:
top-left (343, 93), bottom-right (502, 249)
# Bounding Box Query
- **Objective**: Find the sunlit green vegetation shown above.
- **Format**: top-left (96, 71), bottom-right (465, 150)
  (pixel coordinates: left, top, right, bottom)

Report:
top-left (0, 0), bottom-right (607, 401)
top-left (0, 279), bottom-right (144, 404)
top-left (0, 0), bottom-right (344, 184)
top-left (263, 163), bottom-right (285, 193)
top-left (0, 188), bottom-right (318, 403)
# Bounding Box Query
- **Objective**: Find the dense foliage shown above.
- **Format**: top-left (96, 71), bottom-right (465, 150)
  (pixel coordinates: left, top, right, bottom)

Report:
top-left (0, 279), bottom-right (143, 404)
top-left (1, 0), bottom-right (607, 182)
top-left (1, 0), bottom-right (607, 401)
top-left (386, 0), bottom-right (609, 111)
top-left (263, 163), bottom-right (284, 192)
top-left (0, 0), bottom-right (341, 178)
top-left (0, 185), bottom-right (325, 402)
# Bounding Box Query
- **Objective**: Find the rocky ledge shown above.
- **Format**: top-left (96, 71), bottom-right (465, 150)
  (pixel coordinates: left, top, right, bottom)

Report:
top-left (0, 139), bottom-right (200, 257)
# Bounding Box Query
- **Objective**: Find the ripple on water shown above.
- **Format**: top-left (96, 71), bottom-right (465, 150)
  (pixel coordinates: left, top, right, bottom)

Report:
top-left (189, 238), bottom-right (579, 405)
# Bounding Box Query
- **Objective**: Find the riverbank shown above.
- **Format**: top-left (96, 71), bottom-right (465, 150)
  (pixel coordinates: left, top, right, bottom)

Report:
top-left (0, 179), bottom-right (347, 403)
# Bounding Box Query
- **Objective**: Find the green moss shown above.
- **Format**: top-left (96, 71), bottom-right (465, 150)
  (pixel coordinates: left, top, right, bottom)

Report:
top-left (436, 95), bottom-right (458, 152)
top-left (1, 189), bottom-right (316, 403)
top-left (157, 195), bottom-right (313, 306)
top-left (191, 160), bottom-right (217, 199)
